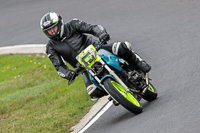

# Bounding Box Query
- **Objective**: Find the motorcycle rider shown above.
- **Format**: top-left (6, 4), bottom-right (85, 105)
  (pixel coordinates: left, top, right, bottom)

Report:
top-left (40, 12), bottom-right (151, 101)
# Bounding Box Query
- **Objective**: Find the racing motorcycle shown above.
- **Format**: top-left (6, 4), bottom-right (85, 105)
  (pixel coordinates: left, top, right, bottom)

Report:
top-left (69, 42), bottom-right (157, 114)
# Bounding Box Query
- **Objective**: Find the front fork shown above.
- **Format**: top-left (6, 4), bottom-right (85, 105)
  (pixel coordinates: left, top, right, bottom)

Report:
top-left (99, 59), bottom-right (131, 92)
top-left (88, 59), bottom-right (131, 103)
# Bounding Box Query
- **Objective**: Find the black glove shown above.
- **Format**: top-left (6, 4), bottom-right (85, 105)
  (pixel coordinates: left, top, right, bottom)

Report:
top-left (99, 33), bottom-right (110, 43)
top-left (66, 70), bottom-right (76, 81)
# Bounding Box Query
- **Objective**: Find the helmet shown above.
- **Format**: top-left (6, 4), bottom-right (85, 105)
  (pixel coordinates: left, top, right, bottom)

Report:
top-left (40, 12), bottom-right (64, 41)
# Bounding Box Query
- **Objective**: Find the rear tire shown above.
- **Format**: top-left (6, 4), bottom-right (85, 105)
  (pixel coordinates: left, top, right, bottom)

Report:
top-left (103, 78), bottom-right (143, 114)
top-left (143, 82), bottom-right (158, 102)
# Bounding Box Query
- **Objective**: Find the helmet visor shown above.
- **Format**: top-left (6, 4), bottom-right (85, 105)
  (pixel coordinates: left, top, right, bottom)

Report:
top-left (43, 23), bottom-right (59, 39)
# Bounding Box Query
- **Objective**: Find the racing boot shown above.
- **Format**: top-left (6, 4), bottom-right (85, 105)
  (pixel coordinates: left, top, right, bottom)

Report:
top-left (135, 60), bottom-right (151, 73)
top-left (87, 84), bottom-right (107, 101)
top-left (128, 54), bottom-right (151, 73)
top-left (112, 41), bottom-right (151, 73)
top-left (83, 71), bottom-right (107, 101)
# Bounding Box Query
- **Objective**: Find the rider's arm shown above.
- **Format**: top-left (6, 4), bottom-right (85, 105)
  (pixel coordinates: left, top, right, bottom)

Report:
top-left (46, 44), bottom-right (74, 80)
top-left (69, 18), bottom-right (108, 38)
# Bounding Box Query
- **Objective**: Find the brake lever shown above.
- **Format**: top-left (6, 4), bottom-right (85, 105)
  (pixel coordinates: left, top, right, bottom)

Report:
top-left (68, 73), bottom-right (76, 86)
top-left (95, 41), bottom-right (107, 50)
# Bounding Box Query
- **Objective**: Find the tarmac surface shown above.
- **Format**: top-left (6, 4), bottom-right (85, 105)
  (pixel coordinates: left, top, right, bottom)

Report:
top-left (1, 0), bottom-right (200, 133)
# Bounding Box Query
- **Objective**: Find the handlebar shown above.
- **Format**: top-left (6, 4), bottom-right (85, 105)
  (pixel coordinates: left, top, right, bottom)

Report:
top-left (95, 41), bottom-right (107, 50)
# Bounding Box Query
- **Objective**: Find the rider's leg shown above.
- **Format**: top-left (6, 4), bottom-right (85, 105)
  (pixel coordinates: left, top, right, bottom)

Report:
top-left (102, 42), bottom-right (151, 73)
top-left (82, 70), bottom-right (107, 101)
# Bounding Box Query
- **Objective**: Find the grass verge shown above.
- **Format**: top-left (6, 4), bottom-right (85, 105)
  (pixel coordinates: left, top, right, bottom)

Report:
top-left (0, 54), bottom-right (96, 133)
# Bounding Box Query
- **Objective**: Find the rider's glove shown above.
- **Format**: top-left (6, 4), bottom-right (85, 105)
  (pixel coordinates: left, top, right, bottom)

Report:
top-left (99, 33), bottom-right (110, 43)
top-left (66, 70), bottom-right (76, 81)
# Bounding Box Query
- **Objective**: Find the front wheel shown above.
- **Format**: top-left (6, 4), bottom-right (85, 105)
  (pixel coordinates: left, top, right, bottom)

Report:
top-left (103, 78), bottom-right (143, 114)
top-left (143, 82), bottom-right (158, 102)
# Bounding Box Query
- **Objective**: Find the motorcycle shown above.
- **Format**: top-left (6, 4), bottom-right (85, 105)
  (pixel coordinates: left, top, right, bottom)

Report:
top-left (69, 42), bottom-right (157, 114)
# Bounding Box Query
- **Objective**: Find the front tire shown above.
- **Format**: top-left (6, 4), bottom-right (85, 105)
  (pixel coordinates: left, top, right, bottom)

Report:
top-left (103, 78), bottom-right (143, 114)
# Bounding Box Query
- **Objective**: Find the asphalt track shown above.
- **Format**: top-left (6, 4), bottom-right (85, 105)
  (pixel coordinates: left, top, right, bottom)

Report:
top-left (1, 0), bottom-right (200, 133)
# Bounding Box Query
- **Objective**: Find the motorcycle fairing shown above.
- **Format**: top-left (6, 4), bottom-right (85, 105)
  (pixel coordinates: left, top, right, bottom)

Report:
top-left (97, 49), bottom-right (123, 71)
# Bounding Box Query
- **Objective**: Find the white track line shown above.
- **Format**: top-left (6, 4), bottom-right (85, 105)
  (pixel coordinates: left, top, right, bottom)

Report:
top-left (78, 101), bottom-right (113, 133)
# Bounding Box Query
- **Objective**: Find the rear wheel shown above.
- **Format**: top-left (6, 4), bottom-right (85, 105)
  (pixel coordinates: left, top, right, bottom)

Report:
top-left (143, 82), bottom-right (158, 102)
top-left (103, 78), bottom-right (143, 114)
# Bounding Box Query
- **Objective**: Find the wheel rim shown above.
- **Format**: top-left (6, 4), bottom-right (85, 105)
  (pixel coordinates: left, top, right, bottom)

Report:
top-left (111, 81), bottom-right (140, 107)
top-left (148, 84), bottom-right (155, 92)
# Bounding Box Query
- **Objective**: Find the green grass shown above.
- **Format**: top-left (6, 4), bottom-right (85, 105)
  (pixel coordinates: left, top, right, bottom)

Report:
top-left (0, 54), bottom-right (96, 133)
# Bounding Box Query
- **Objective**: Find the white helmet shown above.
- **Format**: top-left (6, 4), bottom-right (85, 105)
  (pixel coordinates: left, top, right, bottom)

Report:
top-left (40, 12), bottom-right (64, 41)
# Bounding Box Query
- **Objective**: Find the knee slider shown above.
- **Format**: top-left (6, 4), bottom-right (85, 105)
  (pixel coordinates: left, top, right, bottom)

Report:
top-left (112, 42), bottom-right (133, 59)
top-left (112, 42), bottom-right (131, 55)
top-left (112, 42), bottom-right (121, 55)
top-left (124, 41), bottom-right (133, 51)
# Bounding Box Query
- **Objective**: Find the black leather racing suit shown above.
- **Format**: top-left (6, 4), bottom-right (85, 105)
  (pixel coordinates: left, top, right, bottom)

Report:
top-left (46, 18), bottom-right (139, 91)
top-left (46, 19), bottom-right (108, 80)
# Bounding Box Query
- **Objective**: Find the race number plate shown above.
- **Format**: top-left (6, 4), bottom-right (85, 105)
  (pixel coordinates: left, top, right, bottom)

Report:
top-left (76, 45), bottom-right (101, 68)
